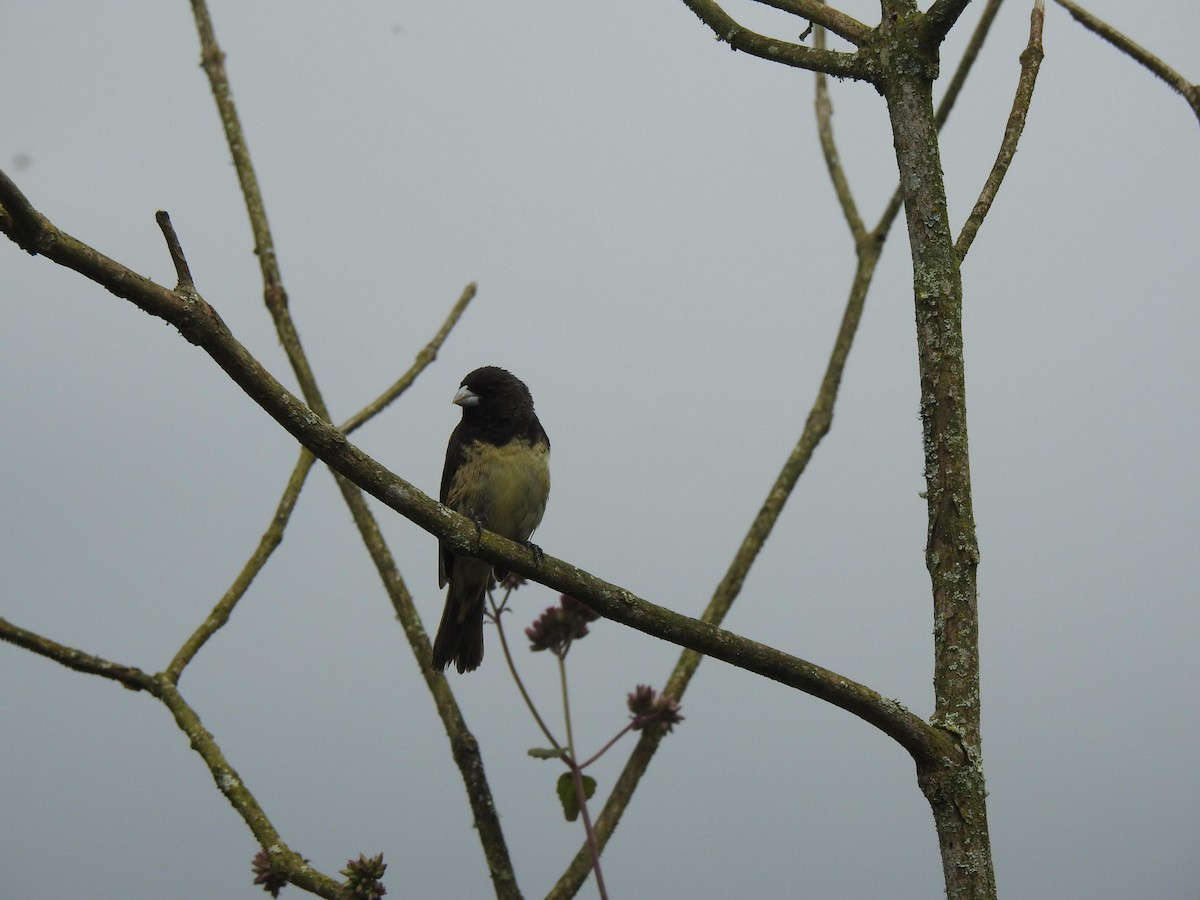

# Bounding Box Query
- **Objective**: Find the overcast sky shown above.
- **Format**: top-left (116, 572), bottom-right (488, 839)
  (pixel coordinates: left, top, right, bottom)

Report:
top-left (2, 1), bottom-right (1197, 898)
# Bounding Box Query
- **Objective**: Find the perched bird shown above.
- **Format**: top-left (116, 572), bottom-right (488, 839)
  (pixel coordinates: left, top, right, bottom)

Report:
top-left (432, 367), bottom-right (550, 673)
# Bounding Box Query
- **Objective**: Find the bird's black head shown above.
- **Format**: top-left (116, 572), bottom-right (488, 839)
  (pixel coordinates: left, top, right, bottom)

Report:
top-left (452, 366), bottom-right (545, 445)
top-left (455, 366), bottom-right (530, 413)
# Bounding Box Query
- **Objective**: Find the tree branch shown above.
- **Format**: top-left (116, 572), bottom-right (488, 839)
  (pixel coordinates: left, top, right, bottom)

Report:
top-left (955, 0), bottom-right (1045, 260)
top-left (678, 0), bottom-right (871, 79)
top-left (923, 0), bottom-right (975, 45)
top-left (155, 679), bottom-right (345, 898)
top-left (0, 616), bottom-right (157, 692)
top-left (340, 282), bottom-right (476, 435)
top-left (156, 210), bottom-right (195, 291)
top-left (814, 27), bottom-right (866, 243)
top-left (166, 449), bottom-right (317, 682)
top-left (0, 615), bottom-right (345, 897)
top-left (1051, 0), bottom-right (1200, 124)
top-left (749, 0), bottom-right (872, 46)
top-left (547, 236), bottom-right (887, 900)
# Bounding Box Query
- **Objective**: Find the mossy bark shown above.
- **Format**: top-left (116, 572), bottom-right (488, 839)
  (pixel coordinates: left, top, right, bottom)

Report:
top-left (877, 9), bottom-right (996, 900)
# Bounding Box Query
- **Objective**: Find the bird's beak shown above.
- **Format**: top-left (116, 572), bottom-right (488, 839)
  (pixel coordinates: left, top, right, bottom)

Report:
top-left (452, 385), bottom-right (480, 408)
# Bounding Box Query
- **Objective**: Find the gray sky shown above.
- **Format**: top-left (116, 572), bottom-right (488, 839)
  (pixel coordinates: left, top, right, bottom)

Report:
top-left (2, 1), bottom-right (1197, 898)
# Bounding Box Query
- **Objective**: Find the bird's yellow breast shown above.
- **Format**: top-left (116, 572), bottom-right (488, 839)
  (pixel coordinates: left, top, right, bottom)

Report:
top-left (446, 439), bottom-right (550, 542)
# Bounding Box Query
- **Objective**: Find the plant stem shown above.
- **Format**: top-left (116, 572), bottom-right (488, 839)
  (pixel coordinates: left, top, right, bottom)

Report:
top-left (558, 654), bottom-right (608, 900)
top-left (491, 595), bottom-right (562, 751)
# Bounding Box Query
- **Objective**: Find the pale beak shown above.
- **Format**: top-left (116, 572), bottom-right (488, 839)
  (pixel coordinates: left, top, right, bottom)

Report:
top-left (452, 385), bottom-right (480, 407)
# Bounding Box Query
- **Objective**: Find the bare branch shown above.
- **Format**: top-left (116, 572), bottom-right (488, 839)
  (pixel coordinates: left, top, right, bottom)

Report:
top-left (340, 282), bottom-right (477, 435)
top-left (0, 616), bottom-right (345, 896)
top-left (936, 0), bottom-right (1005, 130)
top-left (679, 0), bottom-right (871, 80)
top-left (156, 680), bottom-right (346, 898)
top-left (923, 0), bottom-right (975, 45)
top-left (189, 0), bottom-right (318, 401)
top-left (0, 616), bottom-right (157, 692)
top-left (813, 27), bottom-right (866, 243)
top-left (956, 0), bottom-right (1045, 260)
top-left (155, 210), bottom-right (195, 291)
top-left (166, 450), bottom-right (318, 682)
top-left (749, 0), bottom-right (873, 46)
top-left (1051, 0), bottom-right (1200, 124)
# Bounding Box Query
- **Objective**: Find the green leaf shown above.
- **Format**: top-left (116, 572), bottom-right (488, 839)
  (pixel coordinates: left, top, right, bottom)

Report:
top-left (556, 772), bottom-right (597, 822)
top-left (527, 747), bottom-right (568, 760)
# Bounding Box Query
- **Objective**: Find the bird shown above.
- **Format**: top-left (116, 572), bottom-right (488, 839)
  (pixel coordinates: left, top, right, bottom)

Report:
top-left (432, 366), bottom-right (550, 673)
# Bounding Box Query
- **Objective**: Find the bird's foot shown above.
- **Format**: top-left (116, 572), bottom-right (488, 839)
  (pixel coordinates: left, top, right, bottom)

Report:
top-left (524, 540), bottom-right (544, 568)
top-left (469, 509), bottom-right (487, 541)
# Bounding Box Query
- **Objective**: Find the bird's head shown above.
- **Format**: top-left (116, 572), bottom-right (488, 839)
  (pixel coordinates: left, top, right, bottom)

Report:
top-left (453, 366), bottom-right (536, 425)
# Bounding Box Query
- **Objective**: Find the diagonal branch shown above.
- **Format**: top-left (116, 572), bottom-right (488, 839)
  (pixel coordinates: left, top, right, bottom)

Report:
top-left (1051, 0), bottom-right (1200, 124)
top-left (955, 0), bottom-right (1045, 260)
top-left (923, 0), bottom-right (976, 46)
top-left (166, 449), bottom-right (317, 682)
top-left (0, 616), bottom-right (157, 692)
top-left (749, 0), bottom-right (872, 46)
top-left (678, 0), bottom-right (871, 79)
top-left (935, 0), bottom-right (1006, 131)
top-left (156, 679), bottom-right (345, 898)
top-left (0, 615), bottom-right (344, 898)
top-left (156, 211), bottom-right (195, 291)
top-left (814, 26), bottom-right (866, 243)
top-left (547, 236), bottom-right (885, 900)
top-left (340, 282), bottom-right (476, 435)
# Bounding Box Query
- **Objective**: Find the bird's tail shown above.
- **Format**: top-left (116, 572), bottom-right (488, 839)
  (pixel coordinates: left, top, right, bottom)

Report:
top-left (431, 561), bottom-right (490, 673)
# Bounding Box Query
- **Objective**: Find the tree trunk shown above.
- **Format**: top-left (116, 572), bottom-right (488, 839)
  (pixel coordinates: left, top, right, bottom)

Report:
top-left (879, 12), bottom-right (997, 899)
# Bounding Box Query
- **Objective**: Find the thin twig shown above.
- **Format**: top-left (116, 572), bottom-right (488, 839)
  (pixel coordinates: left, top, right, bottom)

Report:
top-left (0, 616), bottom-right (157, 691)
top-left (955, 0), bottom-right (1045, 260)
top-left (1051, 0), bottom-right (1200, 124)
top-left (937, 0), bottom-right (1007, 131)
top-left (340, 282), bottom-right (476, 435)
top-left (575, 722), bottom-right (637, 772)
top-left (923, 0), bottom-right (975, 45)
top-left (0, 617), bottom-right (342, 897)
top-left (166, 449), bottom-right (317, 682)
top-left (545, 188), bottom-right (886, 900)
top-left (678, 0), bottom-right (871, 80)
top-left (155, 210), bottom-right (195, 291)
top-left (558, 655), bottom-right (608, 900)
top-left (749, 0), bottom-right (872, 46)
top-left (156, 679), bottom-right (344, 898)
top-left (813, 26), bottom-right (866, 243)
top-left (491, 593), bottom-right (562, 751)
top-left (189, 0), bottom-right (316, 395)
